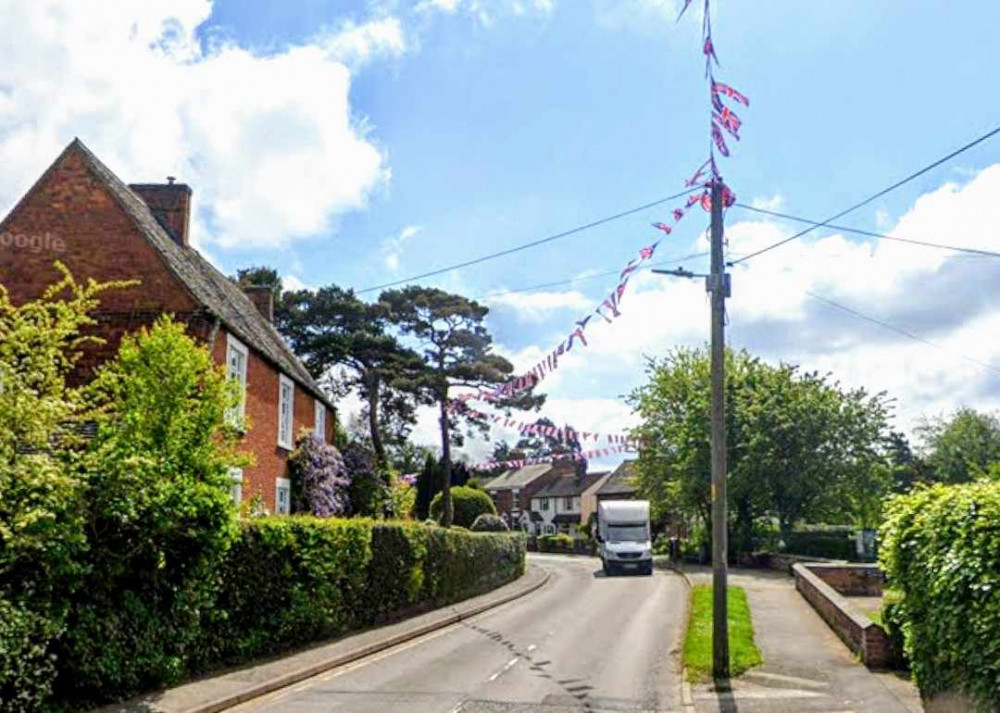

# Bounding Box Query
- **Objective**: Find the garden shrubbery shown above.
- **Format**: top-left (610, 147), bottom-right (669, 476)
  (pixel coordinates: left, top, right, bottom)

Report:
top-left (880, 482), bottom-right (1000, 708)
top-left (471, 514), bottom-right (509, 532)
top-left (781, 530), bottom-right (856, 561)
top-left (537, 533), bottom-right (576, 553)
top-left (430, 486), bottom-right (497, 528)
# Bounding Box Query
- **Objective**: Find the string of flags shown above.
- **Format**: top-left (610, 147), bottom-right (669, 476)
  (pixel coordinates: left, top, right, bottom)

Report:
top-left (440, 0), bottom-right (748, 468)
top-left (461, 405), bottom-right (640, 445)
top-left (472, 444), bottom-right (634, 473)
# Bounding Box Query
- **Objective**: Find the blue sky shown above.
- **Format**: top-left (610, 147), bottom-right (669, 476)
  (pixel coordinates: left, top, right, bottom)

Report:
top-left (3, 0), bottom-right (1000, 467)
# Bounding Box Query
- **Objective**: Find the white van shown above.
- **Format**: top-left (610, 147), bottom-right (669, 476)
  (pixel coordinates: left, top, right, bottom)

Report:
top-left (597, 500), bottom-right (653, 575)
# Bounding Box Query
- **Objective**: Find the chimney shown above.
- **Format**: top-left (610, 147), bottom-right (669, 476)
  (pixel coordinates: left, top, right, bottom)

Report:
top-left (130, 179), bottom-right (192, 247)
top-left (243, 285), bottom-right (275, 322)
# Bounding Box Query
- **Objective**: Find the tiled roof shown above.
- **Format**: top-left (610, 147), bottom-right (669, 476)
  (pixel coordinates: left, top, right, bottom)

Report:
top-left (67, 140), bottom-right (333, 409)
top-left (533, 471), bottom-right (608, 499)
top-left (596, 460), bottom-right (638, 496)
top-left (484, 463), bottom-right (554, 491)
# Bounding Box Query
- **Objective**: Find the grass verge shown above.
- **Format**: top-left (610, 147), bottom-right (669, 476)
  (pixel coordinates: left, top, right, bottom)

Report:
top-left (683, 584), bottom-right (763, 682)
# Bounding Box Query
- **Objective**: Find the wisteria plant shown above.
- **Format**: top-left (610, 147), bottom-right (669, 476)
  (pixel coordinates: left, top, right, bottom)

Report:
top-left (287, 433), bottom-right (351, 517)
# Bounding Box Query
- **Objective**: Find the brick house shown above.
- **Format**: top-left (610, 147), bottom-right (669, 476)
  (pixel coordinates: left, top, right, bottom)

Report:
top-left (0, 139), bottom-right (335, 512)
top-left (529, 470), bottom-right (608, 537)
top-left (484, 462), bottom-right (575, 529)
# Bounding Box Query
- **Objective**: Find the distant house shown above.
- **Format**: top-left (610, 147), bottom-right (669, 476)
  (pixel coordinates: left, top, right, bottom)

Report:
top-left (594, 460), bottom-right (639, 502)
top-left (484, 462), bottom-right (574, 529)
top-left (0, 139), bottom-right (335, 513)
top-left (530, 471), bottom-right (608, 537)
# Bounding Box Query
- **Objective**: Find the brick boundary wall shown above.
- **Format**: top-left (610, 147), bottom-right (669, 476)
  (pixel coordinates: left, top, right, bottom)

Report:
top-left (754, 552), bottom-right (846, 575)
top-left (792, 563), bottom-right (899, 668)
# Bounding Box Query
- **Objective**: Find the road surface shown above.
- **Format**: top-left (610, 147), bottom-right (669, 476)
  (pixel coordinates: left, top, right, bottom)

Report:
top-left (230, 554), bottom-right (687, 713)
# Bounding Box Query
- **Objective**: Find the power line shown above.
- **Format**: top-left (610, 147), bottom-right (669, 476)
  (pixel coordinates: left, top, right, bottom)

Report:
top-left (477, 250), bottom-right (710, 300)
top-left (805, 291), bottom-right (1000, 376)
top-left (355, 187), bottom-right (703, 294)
top-left (736, 204), bottom-right (1000, 259)
top-left (732, 124), bottom-right (1000, 265)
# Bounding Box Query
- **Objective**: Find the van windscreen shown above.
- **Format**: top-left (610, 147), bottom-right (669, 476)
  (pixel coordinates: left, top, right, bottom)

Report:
top-left (607, 524), bottom-right (648, 542)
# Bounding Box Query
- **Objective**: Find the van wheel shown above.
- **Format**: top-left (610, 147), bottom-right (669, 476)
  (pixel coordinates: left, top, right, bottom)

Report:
top-left (602, 560), bottom-right (611, 576)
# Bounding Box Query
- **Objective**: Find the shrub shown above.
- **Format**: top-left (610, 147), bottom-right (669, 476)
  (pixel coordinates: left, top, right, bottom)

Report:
top-left (781, 531), bottom-right (856, 561)
top-left (344, 442), bottom-right (390, 517)
top-left (58, 318), bottom-right (245, 702)
top-left (880, 482), bottom-right (1000, 706)
top-left (0, 600), bottom-right (62, 713)
top-left (471, 514), bottom-right (509, 532)
top-left (430, 486), bottom-right (497, 528)
top-left (388, 475), bottom-right (417, 520)
top-left (537, 533), bottom-right (575, 553)
top-left (288, 433), bottom-right (350, 516)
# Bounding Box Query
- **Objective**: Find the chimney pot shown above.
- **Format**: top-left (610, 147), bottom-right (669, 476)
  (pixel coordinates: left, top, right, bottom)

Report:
top-left (130, 181), bottom-right (192, 248)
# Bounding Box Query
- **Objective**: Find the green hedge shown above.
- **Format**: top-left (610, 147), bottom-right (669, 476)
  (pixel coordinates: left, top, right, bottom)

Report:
top-left (537, 533), bottom-right (576, 553)
top-left (202, 518), bottom-right (525, 668)
top-left (0, 600), bottom-right (62, 713)
top-left (782, 531), bottom-right (856, 561)
top-left (880, 482), bottom-right (1000, 708)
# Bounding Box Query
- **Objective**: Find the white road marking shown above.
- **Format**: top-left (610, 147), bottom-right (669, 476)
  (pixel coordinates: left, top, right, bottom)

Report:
top-left (488, 657), bottom-right (520, 682)
top-left (744, 670), bottom-right (829, 689)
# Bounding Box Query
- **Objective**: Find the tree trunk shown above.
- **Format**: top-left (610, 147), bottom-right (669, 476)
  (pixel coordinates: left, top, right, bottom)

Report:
top-left (367, 382), bottom-right (386, 467)
top-left (438, 394), bottom-right (453, 527)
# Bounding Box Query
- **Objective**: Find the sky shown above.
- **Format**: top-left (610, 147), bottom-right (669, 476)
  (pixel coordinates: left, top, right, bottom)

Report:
top-left (3, 0), bottom-right (1000, 470)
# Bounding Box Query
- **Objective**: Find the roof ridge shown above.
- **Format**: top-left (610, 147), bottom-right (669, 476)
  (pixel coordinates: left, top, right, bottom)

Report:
top-left (61, 139), bottom-right (334, 410)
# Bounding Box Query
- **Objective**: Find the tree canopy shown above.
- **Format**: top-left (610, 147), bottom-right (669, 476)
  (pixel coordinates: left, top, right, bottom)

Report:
top-left (629, 346), bottom-right (892, 552)
top-left (916, 407), bottom-right (1000, 484)
top-left (381, 286), bottom-right (542, 526)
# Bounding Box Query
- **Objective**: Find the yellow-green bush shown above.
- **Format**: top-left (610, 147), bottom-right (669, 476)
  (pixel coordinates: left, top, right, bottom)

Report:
top-left (880, 482), bottom-right (1000, 708)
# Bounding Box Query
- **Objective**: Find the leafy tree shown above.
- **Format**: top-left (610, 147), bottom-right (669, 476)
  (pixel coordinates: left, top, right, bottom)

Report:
top-left (62, 317), bottom-right (248, 699)
top-left (916, 408), bottom-right (1000, 484)
top-left (381, 286), bottom-right (542, 527)
top-left (281, 285), bottom-right (428, 466)
top-left (629, 346), bottom-right (891, 552)
top-left (0, 264), bottom-right (128, 710)
top-left (288, 433), bottom-right (350, 517)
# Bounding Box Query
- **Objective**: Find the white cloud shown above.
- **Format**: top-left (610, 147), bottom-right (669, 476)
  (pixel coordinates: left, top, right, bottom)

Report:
top-left (751, 193), bottom-right (785, 211)
top-left (282, 274), bottom-right (312, 292)
top-left (595, 0), bottom-right (678, 30)
top-left (0, 1), bottom-right (397, 250)
top-left (486, 289), bottom-right (593, 322)
top-left (321, 16), bottom-right (406, 69)
top-left (415, 0), bottom-right (556, 26)
top-left (383, 224), bottom-right (422, 271)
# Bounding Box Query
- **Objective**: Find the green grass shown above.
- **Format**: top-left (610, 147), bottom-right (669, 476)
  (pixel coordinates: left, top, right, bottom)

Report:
top-left (683, 584), bottom-right (763, 681)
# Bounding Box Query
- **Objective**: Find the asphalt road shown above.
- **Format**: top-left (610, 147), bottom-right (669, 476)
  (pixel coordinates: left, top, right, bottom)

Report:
top-left (230, 554), bottom-right (687, 713)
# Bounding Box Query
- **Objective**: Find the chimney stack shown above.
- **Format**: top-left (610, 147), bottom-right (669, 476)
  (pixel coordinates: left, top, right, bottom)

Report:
top-left (243, 285), bottom-right (275, 323)
top-left (130, 180), bottom-right (192, 248)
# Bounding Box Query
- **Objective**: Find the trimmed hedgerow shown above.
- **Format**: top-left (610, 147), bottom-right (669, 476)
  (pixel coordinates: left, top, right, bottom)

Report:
top-left (880, 482), bottom-right (1000, 708)
top-left (0, 599), bottom-right (62, 713)
top-left (429, 486), bottom-right (497, 528)
top-left (201, 518), bottom-right (525, 668)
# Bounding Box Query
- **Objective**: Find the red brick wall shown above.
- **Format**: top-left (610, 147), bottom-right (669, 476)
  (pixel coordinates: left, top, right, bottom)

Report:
top-left (0, 147), bottom-right (196, 315)
top-left (214, 329), bottom-right (332, 510)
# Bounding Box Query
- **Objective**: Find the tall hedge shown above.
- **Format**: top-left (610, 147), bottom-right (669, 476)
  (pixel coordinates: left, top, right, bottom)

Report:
top-left (880, 482), bottom-right (1000, 708)
top-left (201, 518), bottom-right (525, 670)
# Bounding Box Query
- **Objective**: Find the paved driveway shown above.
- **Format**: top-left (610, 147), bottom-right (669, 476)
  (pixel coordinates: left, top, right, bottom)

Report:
top-left (230, 554), bottom-right (687, 713)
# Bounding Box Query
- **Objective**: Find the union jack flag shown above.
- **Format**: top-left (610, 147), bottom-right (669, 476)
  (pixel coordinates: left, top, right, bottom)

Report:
top-left (651, 222), bottom-right (672, 235)
top-left (711, 122), bottom-right (730, 157)
top-left (686, 193), bottom-right (701, 208)
top-left (703, 37), bottom-right (718, 65)
top-left (673, 208), bottom-right (685, 221)
top-left (639, 244), bottom-right (655, 260)
top-left (714, 106), bottom-right (742, 139)
top-left (712, 80), bottom-right (750, 107)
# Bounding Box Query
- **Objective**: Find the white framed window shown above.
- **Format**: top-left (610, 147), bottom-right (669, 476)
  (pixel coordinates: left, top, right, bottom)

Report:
top-left (226, 335), bottom-right (249, 425)
top-left (564, 496), bottom-right (573, 510)
top-left (278, 374), bottom-right (294, 449)
top-left (540, 497), bottom-right (550, 511)
top-left (229, 468), bottom-right (243, 507)
top-left (546, 524), bottom-right (556, 535)
top-left (314, 399), bottom-right (326, 441)
top-left (275, 477), bottom-right (291, 515)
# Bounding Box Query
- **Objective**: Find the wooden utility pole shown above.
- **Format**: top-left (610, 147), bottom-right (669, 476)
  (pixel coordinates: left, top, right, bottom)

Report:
top-left (709, 178), bottom-right (730, 680)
